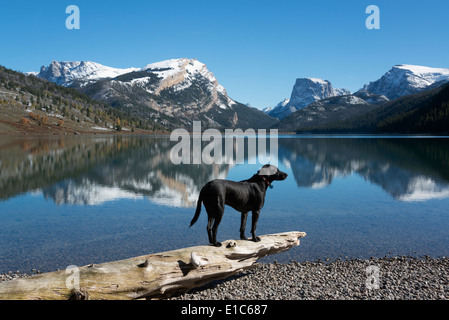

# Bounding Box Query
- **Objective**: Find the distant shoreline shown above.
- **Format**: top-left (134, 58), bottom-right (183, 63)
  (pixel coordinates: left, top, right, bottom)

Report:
top-left (2, 130), bottom-right (449, 138)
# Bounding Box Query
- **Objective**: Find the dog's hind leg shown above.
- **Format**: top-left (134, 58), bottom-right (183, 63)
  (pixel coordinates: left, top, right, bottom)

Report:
top-left (207, 215), bottom-right (214, 245)
top-left (251, 210), bottom-right (261, 242)
top-left (205, 202), bottom-right (224, 247)
top-left (240, 211), bottom-right (249, 240)
top-left (208, 196), bottom-right (225, 247)
top-left (211, 213), bottom-right (223, 247)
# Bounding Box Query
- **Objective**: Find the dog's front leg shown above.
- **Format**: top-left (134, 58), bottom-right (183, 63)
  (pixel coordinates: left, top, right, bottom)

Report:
top-left (251, 210), bottom-right (261, 242)
top-left (240, 211), bottom-right (249, 240)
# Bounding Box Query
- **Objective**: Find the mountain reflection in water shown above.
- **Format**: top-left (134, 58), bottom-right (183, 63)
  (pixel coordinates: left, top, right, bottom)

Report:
top-left (1, 136), bottom-right (449, 206)
top-left (278, 137), bottom-right (449, 202)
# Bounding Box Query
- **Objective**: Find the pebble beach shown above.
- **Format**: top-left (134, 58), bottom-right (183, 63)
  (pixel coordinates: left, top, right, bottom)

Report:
top-left (170, 256), bottom-right (449, 300)
top-left (2, 256), bottom-right (448, 300)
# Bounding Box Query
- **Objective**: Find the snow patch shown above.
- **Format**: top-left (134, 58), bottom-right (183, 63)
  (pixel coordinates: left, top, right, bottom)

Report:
top-left (92, 126), bottom-right (113, 131)
top-left (306, 77), bottom-right (329, 85)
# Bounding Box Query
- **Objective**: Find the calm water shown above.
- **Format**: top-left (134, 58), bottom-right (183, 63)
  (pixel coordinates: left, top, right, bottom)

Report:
top-left (1, 135), bottom-right (449, 273)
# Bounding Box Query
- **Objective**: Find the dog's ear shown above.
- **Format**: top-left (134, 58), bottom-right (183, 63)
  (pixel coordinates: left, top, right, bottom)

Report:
top-left (258, 165), bottom-right (276, 176)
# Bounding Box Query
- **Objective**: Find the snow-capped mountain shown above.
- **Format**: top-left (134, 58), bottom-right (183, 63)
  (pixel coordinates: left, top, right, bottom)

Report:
top-left (266, 78), bottom-right (351, 120)
top-left (273, 87), bottom-right (390, 132)
top-left (265, 99), bottom-right (296, 120)
top-left (269, 63), bottom-right (449, 125)
top-left (141, 59), bottom-right (229, 97)
top-left (35, 58), bottom-right (276, 129)
top-left (37, 60), bottom-right (139, 86)
top-left (363, 64), bottom-right (449, 100)
top-left (114, 58), bottom-right (237, 108)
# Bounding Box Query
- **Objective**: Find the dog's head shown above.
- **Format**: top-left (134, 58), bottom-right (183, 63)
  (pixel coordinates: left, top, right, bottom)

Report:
top-left (258, 164), bottom-right (288, 182)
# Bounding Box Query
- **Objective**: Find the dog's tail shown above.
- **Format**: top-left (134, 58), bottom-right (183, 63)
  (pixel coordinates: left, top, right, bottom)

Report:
top-left (190, 192), bottom-right (203, 227)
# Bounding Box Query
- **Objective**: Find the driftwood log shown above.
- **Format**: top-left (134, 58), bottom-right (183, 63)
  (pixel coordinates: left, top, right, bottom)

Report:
top-left (0, 231), bottom-right (306, 300)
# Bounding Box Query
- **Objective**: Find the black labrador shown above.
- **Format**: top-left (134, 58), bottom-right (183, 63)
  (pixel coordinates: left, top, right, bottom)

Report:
top-left (190, 164), bottom-right (288, 247)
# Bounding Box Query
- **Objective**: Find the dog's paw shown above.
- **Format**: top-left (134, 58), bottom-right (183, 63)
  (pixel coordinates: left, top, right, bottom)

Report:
top-left (252, 236), bottom-right (261, 242)
top-left (213, 242), bottom-right (222, 247)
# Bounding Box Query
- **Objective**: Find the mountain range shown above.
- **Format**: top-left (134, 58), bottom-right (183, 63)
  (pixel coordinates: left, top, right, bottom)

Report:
top-left (269, 64), bottom-right (449, 134)
top-left (267, 64), bottom-right (449, 122)
top-left (306, 81), bottom-right (449, 134)
top-left (2, 59), bottom-right (448, 135)
top-left (34, 59), bottom-right (277, 130)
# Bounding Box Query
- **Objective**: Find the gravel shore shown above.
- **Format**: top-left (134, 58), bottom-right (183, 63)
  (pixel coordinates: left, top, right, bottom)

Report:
top-left (2, 256), bottom-right (448, 300)
top-left (0, 270), bottom-right (42, 282)
top-left (170, 256), bottom-right (449, 300)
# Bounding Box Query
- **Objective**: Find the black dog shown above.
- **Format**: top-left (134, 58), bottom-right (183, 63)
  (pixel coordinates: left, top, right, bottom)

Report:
top-left (190, 164), bottom-right (288, 247)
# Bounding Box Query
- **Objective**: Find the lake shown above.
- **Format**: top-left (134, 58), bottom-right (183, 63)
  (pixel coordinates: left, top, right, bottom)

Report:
top-left (1, 135), bottom-right (449, 273)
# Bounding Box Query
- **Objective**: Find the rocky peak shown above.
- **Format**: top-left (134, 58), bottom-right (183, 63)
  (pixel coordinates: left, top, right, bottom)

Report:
top-left (362, 64), bottom-right (449, 100)
top-left (288, 78), bottom-right (335, 109)
top-left (267, 78), bottom-right (351, 120)
top-left (140, 58), bottom-right (230, 100)
top-left (37, 60), bottom-right (139, 86)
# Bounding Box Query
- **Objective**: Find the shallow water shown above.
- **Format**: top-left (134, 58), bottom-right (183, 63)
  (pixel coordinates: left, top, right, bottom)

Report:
top-left (1, 135), bottom-right (449, 273)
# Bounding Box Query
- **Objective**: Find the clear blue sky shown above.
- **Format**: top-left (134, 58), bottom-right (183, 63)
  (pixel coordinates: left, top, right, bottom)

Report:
top-left (1, 0), bottom-right (448, 109)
